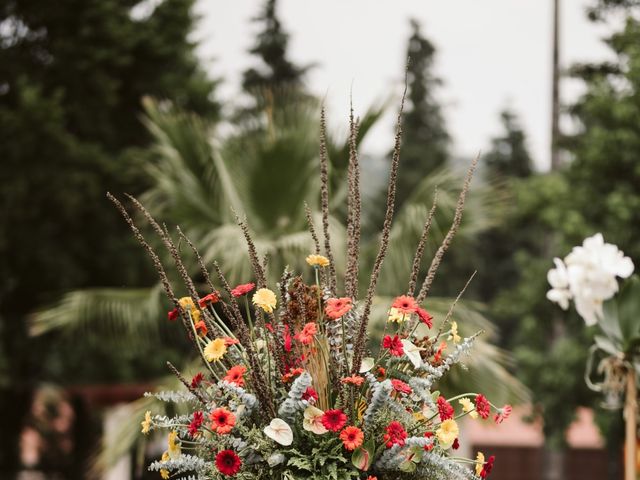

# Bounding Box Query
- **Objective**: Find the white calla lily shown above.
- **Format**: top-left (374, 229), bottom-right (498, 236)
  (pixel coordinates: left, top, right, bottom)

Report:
top-left (359, 357), bottom-right (375, 373)
top-left (264, 418), bottom-right (293, 446)
top-left (401, 339), bottom-right (425, 368)
top-left (302, 406), bottom-right (327, 435)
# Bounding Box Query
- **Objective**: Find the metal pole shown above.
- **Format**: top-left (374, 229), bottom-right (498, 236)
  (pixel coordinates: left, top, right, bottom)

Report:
top-left (550, 0), bottom-right (561, 171)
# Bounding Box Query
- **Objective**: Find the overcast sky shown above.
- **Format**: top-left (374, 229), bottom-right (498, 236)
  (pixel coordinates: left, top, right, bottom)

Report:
top-left (194, 0), bottom-right (617, 171)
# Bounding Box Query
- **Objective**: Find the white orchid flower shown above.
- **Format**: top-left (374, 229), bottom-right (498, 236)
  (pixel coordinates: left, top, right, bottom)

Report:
top-left (547, 233), bottom-right (635, 326)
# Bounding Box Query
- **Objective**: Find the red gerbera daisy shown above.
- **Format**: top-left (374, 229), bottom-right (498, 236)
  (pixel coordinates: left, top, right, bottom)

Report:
top-left (437, 396), bottom-right (454, 421)
top-left (188, 411), bottom-right (204, 437)
top-left (383, 421), bottom-right (407, 448)
top-left (339, 426), bottom-right (364, 451)
top-left (302, 386), bottom-right (318, 403)
top-left (190, 372), bottom-right (204, 388)
top-left (325, 297), bottom-right (353, 319)
top-left (321, 409), bottom-right (347, 432)
top-left (215, 449), bottom-right (242, 476)
top-left (210, 407), bottom-right (235, 434)
top-left (382, 335), bottom-right (404, 357)
top-left (494, 404), bottom-right (512, 424)
top-left (168, 308), bottom-right (179, 321)
top-left (224, 337), bottom-right (240, 346)
top-left (391, 379), bottom-right (412, 395)
top-left (294, 322), bottom-right (318, 345)
top-left (223, 365), bottom-right (247, 386)
top-left (416, 307), bottom-right (433, 328)
top-left (475, 394), bottom-right (491, 419)
top-left (480, 455), bottom-right (495, 478)
top-left (391, 295), bottom-right (419, 314)
top-left (198, 292), bottom-right (219, 307)
top-left (230, 282), bottom-right (255, 298)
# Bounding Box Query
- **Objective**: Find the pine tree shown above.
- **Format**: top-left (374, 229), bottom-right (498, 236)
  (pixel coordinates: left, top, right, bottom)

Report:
top-left (0, 0), bottom-right (218, 476)
top-left (396, 19), bottom-right (449, 210)
top-left (242, 0), bottom-right (309, 102)
top-left (484, 109), bottom-right (533, 178)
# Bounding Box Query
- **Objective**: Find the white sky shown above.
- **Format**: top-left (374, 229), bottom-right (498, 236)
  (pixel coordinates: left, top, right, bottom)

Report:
top-left (194, 0), bottom-right (617, 171)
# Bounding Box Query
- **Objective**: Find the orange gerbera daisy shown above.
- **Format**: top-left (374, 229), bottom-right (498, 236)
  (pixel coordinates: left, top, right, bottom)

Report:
top-left (391, 295), bottom-right (419, 314)
top-left (294, 322), bottom-right (318, 345)
top-left (210, 407), bottom-right (235, 434)
top-left (339, 426), bottom-right (364, 451)
top-left (194, 320), bottom-right (208, 337)
top-left (224, 365), bottom-right (247, 386)
top-left (325, 297), bottom-right (353, 319)
top-left (341, 375), bottom-right (365, 386)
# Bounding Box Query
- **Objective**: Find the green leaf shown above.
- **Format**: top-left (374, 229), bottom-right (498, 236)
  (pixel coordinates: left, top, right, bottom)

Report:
top-left (600, 298), bottom-right (622, 343)
top-left (399, 460), bottom-right (417, 473)
top-left (594, 334), bottom-right (621, 356)
top-left (616, 275), bottom-right (640, 348)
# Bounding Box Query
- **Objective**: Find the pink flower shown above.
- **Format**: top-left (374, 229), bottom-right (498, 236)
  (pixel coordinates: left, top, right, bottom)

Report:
top-left (494, 405), bottom-right (512, 424)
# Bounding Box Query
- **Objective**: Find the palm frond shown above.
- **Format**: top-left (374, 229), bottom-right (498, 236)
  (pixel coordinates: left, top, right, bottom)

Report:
top-left (31, 286), bottom-right (165, 345)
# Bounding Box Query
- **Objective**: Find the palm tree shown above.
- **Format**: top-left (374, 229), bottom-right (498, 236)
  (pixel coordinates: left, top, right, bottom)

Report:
top-left (32, 95), bottom-right (527, 474)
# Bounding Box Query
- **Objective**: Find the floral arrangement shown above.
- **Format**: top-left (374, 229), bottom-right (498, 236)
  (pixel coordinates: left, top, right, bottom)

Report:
top-left (114, 101), bottom-right (512, 480)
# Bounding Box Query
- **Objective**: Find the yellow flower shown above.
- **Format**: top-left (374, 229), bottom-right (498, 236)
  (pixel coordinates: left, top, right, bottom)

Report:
top-left (141, 410), bottom-right (152, 434)
top-left (387, 307), bottom-right (406, 323)
top-left (459, 398), bottom-right (478, 419)
top-left (167, 431), bottom-right (181, 459)
top-left (253, 288), bottom-right (277, 313)
top-left (436, 419), bottom-right (459, 449)
top-left (475, 452), bottom-right (485, 476)
top-left (204, 338), bottom-right (227, 362)
top-left (159, 451), bottom-right (171, 479)
top-left (448, 321), bottom-right (461, 344)
top-left (306, 254), bottom-right (329, 268)
top-left (179, 296), bottom-right (201, 322)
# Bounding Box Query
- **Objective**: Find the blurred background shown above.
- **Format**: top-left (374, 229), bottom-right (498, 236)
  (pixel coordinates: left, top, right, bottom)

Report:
top-left (1, 0), bottom-right (640, 479)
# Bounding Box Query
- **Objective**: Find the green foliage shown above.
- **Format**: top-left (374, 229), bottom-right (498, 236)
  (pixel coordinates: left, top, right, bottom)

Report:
top-left (281, 442), bottom-right (359, 480)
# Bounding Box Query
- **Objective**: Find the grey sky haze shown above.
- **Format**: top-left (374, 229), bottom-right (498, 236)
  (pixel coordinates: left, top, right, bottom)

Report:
top-left (195, 0), bottom-right (617, 170)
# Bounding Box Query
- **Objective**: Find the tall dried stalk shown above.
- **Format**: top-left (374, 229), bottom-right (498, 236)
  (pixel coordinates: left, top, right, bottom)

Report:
top-left (351, 80), bottom-right (407, 374)
top-left (319, 106), bottom-right (338, 294)
top-left (345, 99), bottom-right (362, 300)
top-left (234, 212), bottom-right (267, 288)
top-left (213, 262), bottom-right (276, 417)
top-left (407, 189), bottom-right (438, 296)
top-left (416, 154), bottom-right (479, 304)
